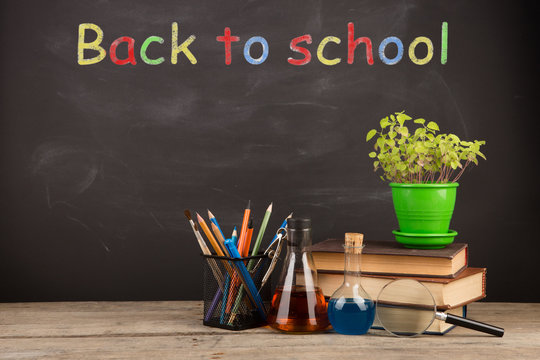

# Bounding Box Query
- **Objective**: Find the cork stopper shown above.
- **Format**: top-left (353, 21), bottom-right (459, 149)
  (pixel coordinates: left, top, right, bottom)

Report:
top-left (344, 233), bottom-right (364, 254)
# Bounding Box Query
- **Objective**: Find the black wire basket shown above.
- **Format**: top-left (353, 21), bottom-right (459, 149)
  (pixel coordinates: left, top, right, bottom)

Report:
top-left (201, 253), bottom-right (272, 330)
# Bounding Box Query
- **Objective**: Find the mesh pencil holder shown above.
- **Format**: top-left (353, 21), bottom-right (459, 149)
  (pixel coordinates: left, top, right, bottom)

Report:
top-left (201, 253), bottom-right (272, 330)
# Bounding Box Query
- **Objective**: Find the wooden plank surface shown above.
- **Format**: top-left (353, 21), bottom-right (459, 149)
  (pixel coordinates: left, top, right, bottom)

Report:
top-left (0, 302), bottom-right (539, 359)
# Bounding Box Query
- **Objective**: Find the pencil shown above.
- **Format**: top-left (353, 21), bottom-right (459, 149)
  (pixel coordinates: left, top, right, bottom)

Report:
top-left (242, 219), bottom-right (254, 257)
top-left (236, 200), bottom-right (251, 257)
top-left (208, 209), bottom-right (226, 240)
top-left (249, 203), bottom-right (272, 259)
top-left (231, 227), bottom-right (238, 246)
top-left (211, 222), bottom-right (228, 256)
top-left (196, 213), bottom-right (225, 256)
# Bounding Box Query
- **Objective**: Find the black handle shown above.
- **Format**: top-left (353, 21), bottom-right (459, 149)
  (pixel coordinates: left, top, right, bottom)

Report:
top-left (445, 313), bottom-right (504, 337)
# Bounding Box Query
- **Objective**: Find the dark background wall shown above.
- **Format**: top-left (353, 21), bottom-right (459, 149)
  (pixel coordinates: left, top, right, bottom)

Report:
top-left (1, 0), bottom-right (538, 302)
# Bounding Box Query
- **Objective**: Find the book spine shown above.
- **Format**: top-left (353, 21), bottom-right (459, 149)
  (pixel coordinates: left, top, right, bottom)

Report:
top-left (482, 268), bottom-right (487, 297)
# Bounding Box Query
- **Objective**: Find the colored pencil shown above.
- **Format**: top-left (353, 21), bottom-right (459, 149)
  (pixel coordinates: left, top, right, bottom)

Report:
top-left (207, 287), bottom-right (223, 322)
top-left (249, 203), bottom-right (272, 260)
top-left (208, 209), bottom-right (226, 240)
top-left (236, 200), bottom-right (251, 257)
top-left (211, 222), bottom-right (228, 256)
top-left (196, 213), bottom-right (226, 257)
top-left (242, 219), bottom-right (254, 257)
top-left (231, 227), bottom-right (238, 245)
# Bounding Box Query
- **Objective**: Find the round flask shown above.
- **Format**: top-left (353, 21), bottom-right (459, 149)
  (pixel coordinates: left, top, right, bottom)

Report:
top-left (327, 233), bottom-right (375, 335)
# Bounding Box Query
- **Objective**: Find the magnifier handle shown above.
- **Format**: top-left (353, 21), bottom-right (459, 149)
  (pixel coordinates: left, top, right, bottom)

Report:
top-left (444, 313), bottom-right (504, 337)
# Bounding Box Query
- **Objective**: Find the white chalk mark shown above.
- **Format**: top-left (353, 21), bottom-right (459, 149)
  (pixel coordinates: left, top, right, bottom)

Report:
top-left (65, 216), bottom-right (110, 253)
top-left (150, 211), bottom-right (166, 231)
top-left (433, 71), bottom-right (469, 138)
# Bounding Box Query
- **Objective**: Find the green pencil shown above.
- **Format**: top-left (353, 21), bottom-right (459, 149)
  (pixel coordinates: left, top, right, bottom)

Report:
top-left (249, 202), bottom-right (272, 262)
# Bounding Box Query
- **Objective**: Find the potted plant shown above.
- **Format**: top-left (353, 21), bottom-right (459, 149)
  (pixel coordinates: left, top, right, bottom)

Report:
top-left (366, 111), bottom-right (486, 249)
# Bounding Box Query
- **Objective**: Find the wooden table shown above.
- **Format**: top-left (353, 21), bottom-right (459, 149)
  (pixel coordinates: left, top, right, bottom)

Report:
top-left (1, 302), bottom-right (538, 359)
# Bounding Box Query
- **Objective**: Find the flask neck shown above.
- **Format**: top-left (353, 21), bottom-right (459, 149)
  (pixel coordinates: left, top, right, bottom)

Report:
top-left (343, 246), bottom-right (363, 284)
top-left (287, 228), bottom-right (312, 252)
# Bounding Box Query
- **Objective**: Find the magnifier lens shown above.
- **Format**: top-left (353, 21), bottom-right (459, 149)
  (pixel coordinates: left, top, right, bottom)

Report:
top-left (375, 279), bottom-right (436, 337)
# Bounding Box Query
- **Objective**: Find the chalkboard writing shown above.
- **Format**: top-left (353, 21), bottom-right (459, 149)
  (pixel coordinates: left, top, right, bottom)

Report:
top-left (78, 22), bottom-right (448, 66)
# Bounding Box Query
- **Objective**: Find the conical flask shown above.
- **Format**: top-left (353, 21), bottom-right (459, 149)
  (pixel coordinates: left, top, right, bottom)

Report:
top-left (267, 218), bottom-right (329, 333)
top-left (327, 233), bottom-right (375, 335)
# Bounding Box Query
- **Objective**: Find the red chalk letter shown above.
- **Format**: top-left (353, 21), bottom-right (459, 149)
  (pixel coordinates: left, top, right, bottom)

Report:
top-left (347, 23), bottom-right (373, 65)
top-left (110, 36), bottom-right (137, 65)
top-left (288, 35), bottom-right (312, 66)
top-left (216, 27), bottom-right (240, 65)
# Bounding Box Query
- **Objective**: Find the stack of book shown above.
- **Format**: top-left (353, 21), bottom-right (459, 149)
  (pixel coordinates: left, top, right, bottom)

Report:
top-left (311, 239), bottom-right (486, 334)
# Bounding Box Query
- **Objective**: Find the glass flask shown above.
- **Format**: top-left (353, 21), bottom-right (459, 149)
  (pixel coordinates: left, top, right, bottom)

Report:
top-left (327, 233), bottom-right (375, 335)
top-left (267, 218), bottom-right (329, 333)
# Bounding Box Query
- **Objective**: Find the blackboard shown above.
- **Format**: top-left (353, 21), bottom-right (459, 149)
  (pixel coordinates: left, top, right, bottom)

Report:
top-left (1, 0), bottom-right (538, 302)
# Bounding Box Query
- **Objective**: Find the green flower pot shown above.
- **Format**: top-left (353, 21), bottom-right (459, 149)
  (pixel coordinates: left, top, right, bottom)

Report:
top-left (389, 182), bottom-right (459, 248)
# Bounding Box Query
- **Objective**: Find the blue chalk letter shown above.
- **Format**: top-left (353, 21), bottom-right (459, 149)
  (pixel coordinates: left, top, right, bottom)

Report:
top-left (378, 37), bottom-right (404, 65)
top-left (243, 36), bottom-right (269, 65)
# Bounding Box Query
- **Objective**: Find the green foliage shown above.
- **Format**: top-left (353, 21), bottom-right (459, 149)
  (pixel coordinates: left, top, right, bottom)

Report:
top-left (366, 111), bottom-right (486, 183)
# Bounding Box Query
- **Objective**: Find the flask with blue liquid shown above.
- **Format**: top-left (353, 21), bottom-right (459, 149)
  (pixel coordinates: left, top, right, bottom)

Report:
top-left (327, 233), bottom-right (375, 335)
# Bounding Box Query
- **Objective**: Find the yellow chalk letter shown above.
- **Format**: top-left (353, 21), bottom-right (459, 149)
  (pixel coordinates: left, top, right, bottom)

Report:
top-left (408, 36), bottom-right (434, 65)
top-left (171, 22), bottom-right (197, 64)
top-left (317, 36), bottom-right (342, 66)
top-left (78, 23), bottom-right (106, 65)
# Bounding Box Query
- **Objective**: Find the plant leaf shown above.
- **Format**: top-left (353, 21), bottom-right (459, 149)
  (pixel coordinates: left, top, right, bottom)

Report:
top-left (427, 121), bottom-right (440, 131)
top-left (414, 118), bottom-right (425, 125)
top-left (368, 152), bottom-right (377, 158)
top-left (380, 117), bottom-right (389, 129)
top-left (396, 113), bottom-right (411, 126)
top-left (366, 129), bottom-right (377, 142)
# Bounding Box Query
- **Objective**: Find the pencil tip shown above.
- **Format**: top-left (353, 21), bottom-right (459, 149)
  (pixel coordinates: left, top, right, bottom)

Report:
top-left (196, 212), bottom-right (203, 221)
top-left (207, 209), bottom-right (214, 219)
top-left (247, 200), bottom-right (251, 209)
top-left (287, 212), bottom-right (293, 218)
top-left (184, 209), bottom-right (192, 221)
top-left (267, 202), bottom-right (273, 211)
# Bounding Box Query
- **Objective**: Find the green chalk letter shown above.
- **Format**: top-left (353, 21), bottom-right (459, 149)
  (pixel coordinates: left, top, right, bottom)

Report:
top-left (141, 36), bottom-right (165, 65)
top-left (441, 22), bottom-right (448, 64)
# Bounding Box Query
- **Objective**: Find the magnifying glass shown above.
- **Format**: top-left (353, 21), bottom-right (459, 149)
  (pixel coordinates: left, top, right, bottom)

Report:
top-left (376, 279), bottom-right (504, 337)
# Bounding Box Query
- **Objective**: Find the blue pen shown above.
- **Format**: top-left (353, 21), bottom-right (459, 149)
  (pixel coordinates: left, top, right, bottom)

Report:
top-left (224, 239), bottom-right (267, 320)
top-left (269, 213), bottom-right (293, 246)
